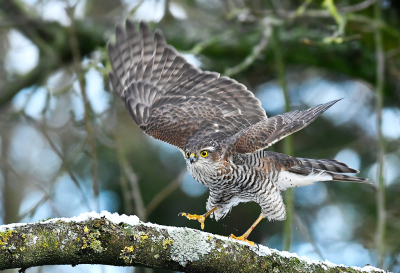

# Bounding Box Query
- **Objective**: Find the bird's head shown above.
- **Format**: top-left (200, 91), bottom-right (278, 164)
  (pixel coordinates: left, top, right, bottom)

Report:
top-left (183, 141), bottom-right (223, 171)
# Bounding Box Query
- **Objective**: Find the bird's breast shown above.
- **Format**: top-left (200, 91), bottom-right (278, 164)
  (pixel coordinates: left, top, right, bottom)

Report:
top-left (187, 162), bottom-right (235, 188)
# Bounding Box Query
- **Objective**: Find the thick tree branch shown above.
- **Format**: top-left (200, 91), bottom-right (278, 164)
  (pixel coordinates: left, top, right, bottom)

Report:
top-left (0, 212), bottom-right (388, 272)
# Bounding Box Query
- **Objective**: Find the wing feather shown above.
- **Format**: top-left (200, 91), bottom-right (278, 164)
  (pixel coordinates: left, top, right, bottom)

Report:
top-left (139, 22), bottom-right (153, 65)
top-left (230, 100), bottom-right (341, 154)
top-left (125, 20), bottom-right (141, 66)
top-left (108, 20), bottom-right (266, 150)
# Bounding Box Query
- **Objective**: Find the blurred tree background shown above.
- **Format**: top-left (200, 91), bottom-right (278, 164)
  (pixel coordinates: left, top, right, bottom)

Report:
top-left (0, 0), bottom-right (399, 272)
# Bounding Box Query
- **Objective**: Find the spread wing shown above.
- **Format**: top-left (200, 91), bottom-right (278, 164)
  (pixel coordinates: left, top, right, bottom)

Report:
top-left (229, 100), bottom-right (341, 154)
top-left (108, 20), bottom-right (267, 150)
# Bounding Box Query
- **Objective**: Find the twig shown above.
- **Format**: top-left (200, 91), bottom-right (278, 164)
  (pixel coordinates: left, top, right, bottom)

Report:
top-left (292, 0), bottom-right (313, 18)
top-left (1, 113), bottom-right (86, 218)
top-left (20, 105), bottom-right (91, 210)
top-left (0, 0), bottom-right (65, 108)
top-left (0, 156), bottom-right (63, 220)
top-left (16, 195), bottom-right (49, 221)
top-left (386, 238), bottom-right (400, 271)
top-left (294, 214), bottom-right (325, 260)
top-left (0, 126), bottom-right (11, 223)
top-left (16, 194), bottom-right (62, 222)
top-left (257, 8), bottom-right (400, 39)
top-left (66, 5), bottom-right (100, 211)
top-left (374, 0), bottom-right (386, 269)
top-left (146, 170), bottom-right (186, 216)
top-left (113, 132), bottom-right (146, 221)
top-left (322, 0), bottom-right (343, 26)
top-left (122, 162), bottom-right (146, 221)
top-left (385, 46), bottom-right (400, 59)
top-left (186, 30), bottom-right (234, 55)
top-left (224, 18), bottom-right (272, 77)
top-left (164, 0), bottom-right (171, 18)
top-left (38, 126), bottom-right (92, 211)
top-left (339, 0), bottom-right (377, 14)
top-left (320, 0), bottom-right (348, 43)
top-left (121, 162), bottom-right (151, 273)
top-left (119, 176), bottom-right (134, 215)
top-left (0, 0), bottom-right (61, 64)
top-left (128, 0), bottom-right (144, 17)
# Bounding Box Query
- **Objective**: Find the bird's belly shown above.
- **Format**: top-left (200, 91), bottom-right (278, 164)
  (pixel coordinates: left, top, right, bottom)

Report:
top-left (187, 164), bottom-right (236, 188)
top-left (187, 163), bottom-right (262, 194)
top-left (187, 167), bottom-right (219, 188)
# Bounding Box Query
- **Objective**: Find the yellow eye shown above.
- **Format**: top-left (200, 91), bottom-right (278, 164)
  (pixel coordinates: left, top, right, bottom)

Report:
top-left (186, 152), bottom-right (190, 158)
top-left (200, 151), bottom-right (208, 157)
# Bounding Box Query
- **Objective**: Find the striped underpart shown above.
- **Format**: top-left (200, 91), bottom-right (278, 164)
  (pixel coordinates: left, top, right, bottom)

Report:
top-left (186, 150), bottom-right (367, 222)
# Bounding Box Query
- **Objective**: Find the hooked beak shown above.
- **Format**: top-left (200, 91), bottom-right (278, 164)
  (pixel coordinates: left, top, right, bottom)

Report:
top-left (189, 153), bottom-right (197, 164)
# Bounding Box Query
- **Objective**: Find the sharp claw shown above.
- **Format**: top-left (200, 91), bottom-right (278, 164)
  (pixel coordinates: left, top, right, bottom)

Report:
top-left (199, 218), bottom-right (205, 230)
top-left (229, 234), bottom-right (255, 246)
top-left (179, 212), bottom-right (206, 230)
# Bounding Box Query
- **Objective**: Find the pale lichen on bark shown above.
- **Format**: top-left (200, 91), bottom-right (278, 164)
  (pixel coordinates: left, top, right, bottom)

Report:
top-left (0, 212), bottom-right (390, 272)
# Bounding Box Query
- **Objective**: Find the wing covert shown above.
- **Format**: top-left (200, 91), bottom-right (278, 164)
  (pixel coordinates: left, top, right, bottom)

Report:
top-left (229, 100), bottom-right (341, 154)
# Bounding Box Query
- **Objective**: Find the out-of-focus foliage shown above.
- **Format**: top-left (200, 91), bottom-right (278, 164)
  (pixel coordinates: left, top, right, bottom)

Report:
top-left (0, 0), bottom-right (399, 272)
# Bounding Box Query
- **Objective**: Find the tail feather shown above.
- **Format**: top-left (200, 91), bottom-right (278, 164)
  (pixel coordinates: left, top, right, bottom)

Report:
top-left (326, 171), bottom-right (370, 183)
top-left (288, 157), bottom-right (371, 184)
top-left (297, 158), bottom-right (359, 173)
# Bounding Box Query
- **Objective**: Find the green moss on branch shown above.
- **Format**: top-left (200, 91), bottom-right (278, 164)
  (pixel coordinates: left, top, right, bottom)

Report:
top-left (0, 216), bottom-right (388, 272)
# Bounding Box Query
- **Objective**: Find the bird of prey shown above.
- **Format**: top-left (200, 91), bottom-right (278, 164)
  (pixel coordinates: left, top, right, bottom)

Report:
top-left (108, 20), bottom-right (369, 245)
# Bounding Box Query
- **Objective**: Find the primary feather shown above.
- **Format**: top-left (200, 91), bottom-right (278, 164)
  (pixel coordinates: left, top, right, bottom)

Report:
top-left (108, 20), bottom-right (267, 151)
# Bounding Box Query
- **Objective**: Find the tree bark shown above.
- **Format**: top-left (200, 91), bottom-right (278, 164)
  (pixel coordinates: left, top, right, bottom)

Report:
top-left (0, 212), bottom-right (388, 272)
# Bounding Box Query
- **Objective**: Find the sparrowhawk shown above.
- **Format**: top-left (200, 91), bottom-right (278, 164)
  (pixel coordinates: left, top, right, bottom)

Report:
top-left (108, 20), bottom-right (369, 245)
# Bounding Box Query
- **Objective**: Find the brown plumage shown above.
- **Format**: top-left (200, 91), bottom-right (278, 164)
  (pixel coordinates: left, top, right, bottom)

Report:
top-left (108, 20), bottom-right (370, 245)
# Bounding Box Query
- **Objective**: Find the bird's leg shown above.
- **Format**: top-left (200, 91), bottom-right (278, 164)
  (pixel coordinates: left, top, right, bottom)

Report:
top-left (229, 214), bottom-right (264, 246)
top-left (179, 207), bottom-right (217, 230)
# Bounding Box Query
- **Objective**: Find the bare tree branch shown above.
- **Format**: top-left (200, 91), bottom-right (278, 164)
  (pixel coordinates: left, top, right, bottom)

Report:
top-left (114, 132), bottom-right (147, 221)
top-left (26, 117), bottom-right (93, 211)
top-left (224, 18), bottom-right (273, 77)
top-left (66, 5), bottom-right (100, 211)
top-left (146, 170), bottom-right (185, 216)
top-left (0, 0), bottom-right (108, 107)
top-left (122, 163), bottom-right (146, 221)
top-left (339, 0), bottom-right (377, 14)
top-left (0, 212), bottom-right (388, 272)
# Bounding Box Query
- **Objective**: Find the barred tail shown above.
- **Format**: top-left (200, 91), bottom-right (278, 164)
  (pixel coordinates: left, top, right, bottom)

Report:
top-left (288, 158), bottom-right (370, 184)
top-left (324, 171), bottom-right (370, 183)
top-left (296, 158), bottom-right (358, 173)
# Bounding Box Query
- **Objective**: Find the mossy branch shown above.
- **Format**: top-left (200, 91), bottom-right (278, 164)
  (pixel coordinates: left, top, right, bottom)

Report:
top-left (0, 212), bottom-right (388, 272)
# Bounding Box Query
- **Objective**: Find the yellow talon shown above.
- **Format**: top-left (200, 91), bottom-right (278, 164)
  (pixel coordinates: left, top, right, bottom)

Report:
top-left (179, 208), bottom-right (216, 230)
top-left (179, 213), bottom-right (206, 229)
top-left (228, 214), bottom-right (263, 246)
top-left (229, 234), bottom-right (255, 246)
